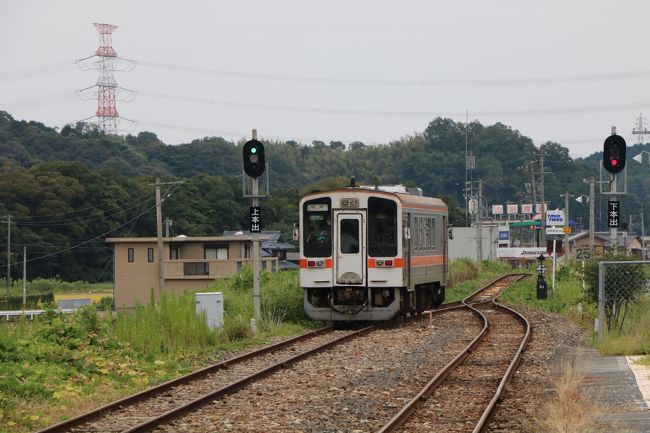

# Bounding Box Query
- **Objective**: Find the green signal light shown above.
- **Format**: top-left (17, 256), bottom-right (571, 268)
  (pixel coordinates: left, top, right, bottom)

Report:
top-left (250, 147), bottom-right (257, 154)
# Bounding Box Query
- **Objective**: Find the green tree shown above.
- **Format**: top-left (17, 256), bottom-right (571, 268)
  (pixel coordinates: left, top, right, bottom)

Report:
top-left (583, 254), bottom-right (645, 332)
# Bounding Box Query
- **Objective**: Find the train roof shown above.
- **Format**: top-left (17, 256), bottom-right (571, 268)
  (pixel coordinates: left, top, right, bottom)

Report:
top-left (301, 188), bottom-right (448, 211)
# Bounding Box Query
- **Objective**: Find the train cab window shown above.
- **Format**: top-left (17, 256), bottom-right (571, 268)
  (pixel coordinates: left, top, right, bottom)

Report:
top-left (303, 198), bottom-right (332, 257)
top-left (368, 197), bottom-right (397, 257)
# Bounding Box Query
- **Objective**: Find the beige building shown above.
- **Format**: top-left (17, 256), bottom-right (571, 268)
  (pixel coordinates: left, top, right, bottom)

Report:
top-left (568, 231), bottom-right (643, 258)
top-left (106, 235), bottom-right (277, 309)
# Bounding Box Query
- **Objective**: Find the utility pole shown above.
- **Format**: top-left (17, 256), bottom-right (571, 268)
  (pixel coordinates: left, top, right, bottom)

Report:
top-left (538, 153), bottom-right (546, 246)
top-left (165, 217), bottom-right (172, 237)
top-left (149, 179), bottom-right (183, 300)
top-left (22, 246), bottom-right (26, 308)
top-left (477, 179), bottom-right (483, 263)
top-left (641, 206), bottom-right (646, 259)
top-left (6, 214), bottom-right (10, 292)
top-left (561, 192), bottom-right (573, 261)
top-left (589, 176), bottom-right (595, 253)
top-left (529, 162), bottom-right (540, 246)
top-left (155, 178), bottom-right (164, 299)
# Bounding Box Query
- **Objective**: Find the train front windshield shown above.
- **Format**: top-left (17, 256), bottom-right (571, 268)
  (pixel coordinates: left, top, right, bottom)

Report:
top-left (303, 198), bottom-right (332, 257)
top-left (368, 197), bottom-right (397, 257)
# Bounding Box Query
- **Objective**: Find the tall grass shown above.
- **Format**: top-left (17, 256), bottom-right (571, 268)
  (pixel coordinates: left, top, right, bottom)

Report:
top-left (115, 290), bottom-right (219, 357)
top-left (542, 365), bottom-right (610, 433)
top-left (598, 296), bottom-right (650, 355)
top-left (447, 259), bottom-right (513, 301)
top-left (210, 267), bottom-right (306, 333)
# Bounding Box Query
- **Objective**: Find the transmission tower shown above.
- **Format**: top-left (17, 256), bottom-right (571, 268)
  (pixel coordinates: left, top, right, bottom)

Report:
top-left (632, 112), bottom-right (649, 144)
top-left (94, 23), bottom-right (119, 132)
top-left (94, 23), bottom-right (119, 134)
top-left (76, 23), bottom-right (135, 134)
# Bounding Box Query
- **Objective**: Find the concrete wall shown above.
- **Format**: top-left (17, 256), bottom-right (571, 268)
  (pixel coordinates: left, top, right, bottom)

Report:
top-left (449, 226), bottom-right (498, 262)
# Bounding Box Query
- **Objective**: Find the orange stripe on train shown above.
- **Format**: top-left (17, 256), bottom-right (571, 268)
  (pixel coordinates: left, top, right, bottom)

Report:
top-left (410, 255), bottom-right (445, 266)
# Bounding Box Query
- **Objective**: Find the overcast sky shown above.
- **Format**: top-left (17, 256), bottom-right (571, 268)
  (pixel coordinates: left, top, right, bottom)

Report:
top-left (1, 0), bottom-right (649, 157)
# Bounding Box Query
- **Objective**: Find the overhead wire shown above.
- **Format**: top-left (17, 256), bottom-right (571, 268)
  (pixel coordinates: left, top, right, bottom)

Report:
top-left (136, 90), bottom-right (650, 118)
top-left (0, 60), bottom-right (78, 83)
top-left (14, 196), bottom-right (155, 227)
top-left (136, 60), bottom-right (650, 87)
top-left (0, 182), bottom-right (182, 268)
top-left (3, 57), bottom-right (650, 88)
top-left (15, 185), bottom-right (152, 221)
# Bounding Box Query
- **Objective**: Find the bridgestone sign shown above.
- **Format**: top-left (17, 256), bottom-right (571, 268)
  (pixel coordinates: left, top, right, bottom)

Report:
top-left (496, 247), bottom-right (547, 259)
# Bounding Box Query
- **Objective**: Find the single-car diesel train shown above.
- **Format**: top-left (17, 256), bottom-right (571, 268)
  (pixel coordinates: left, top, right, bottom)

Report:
top-left (299, 185), bottom-right (449, 321)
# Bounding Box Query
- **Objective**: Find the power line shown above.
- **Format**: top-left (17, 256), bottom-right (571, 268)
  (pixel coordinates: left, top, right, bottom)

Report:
top-left (0, 183), bottom-right (182, 268)
top-left (0, 60), bottom-right (78, 83)
top-left (3, 57), bottom-right (650, 88)
top-left (13, 184), bottom-right (152, 221)
top-left (137, 90), bottom-right (650, 118)
top-left (0, 199), bottom-right (159, 269)
top-left (136, 60), bottom-right (650, 87)
top-left (14, 196), bottom-right (155, 227)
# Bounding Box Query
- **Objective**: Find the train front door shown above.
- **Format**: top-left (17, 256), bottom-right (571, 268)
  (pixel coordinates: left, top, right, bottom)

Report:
top-left (333, 211), bottom-right (366, 286)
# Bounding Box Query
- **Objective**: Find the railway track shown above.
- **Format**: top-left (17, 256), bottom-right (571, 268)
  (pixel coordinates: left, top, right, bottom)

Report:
top-left (39, 273), bottom-right (529, 433)
top-left (37, 326), bottom-right (368, 433)
top-left (379, 274), bottom-right (531, 432)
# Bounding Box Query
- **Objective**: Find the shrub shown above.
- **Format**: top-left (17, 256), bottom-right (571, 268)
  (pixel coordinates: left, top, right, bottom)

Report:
top-left (449, 258), bottom-right (478, 286)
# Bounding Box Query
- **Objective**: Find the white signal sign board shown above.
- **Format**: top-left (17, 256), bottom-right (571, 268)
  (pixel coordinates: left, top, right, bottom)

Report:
top-left (546, 210), bottom-right (566, 226)
top-left (545, 226), bottom-right (564, 235)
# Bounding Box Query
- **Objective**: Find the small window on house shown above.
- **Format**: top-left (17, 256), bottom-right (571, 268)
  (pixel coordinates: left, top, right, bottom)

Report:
top-left (205, 245), bottom-right (228, 260)
top-left (128, 248), bottom-right (134, 263)
top-left (170, 245), bottom-right (180, 260)
top-left (148, 248), bottom-right (154, 262)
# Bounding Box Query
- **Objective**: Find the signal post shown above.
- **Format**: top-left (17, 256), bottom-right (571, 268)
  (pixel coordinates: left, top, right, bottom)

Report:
top-left (602, 127), bottom-right (626, 253)
top-left (243, 130), bottom-right (267, 325)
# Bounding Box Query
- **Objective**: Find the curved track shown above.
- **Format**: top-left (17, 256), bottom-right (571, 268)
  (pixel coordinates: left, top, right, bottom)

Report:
top-left (378, 273), bottom-right (530, 433)
top-left (39, 274), bottom-right (529, 433)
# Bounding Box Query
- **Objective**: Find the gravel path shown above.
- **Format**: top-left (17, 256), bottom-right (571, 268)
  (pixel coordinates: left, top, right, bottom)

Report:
top-left (154, 309), bottom-right (483, 433)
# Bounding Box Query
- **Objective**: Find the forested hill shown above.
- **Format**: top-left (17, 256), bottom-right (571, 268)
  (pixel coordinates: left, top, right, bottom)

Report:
top-left (2, 110), bottom-right (650, 281)
top-left (4, 109), bottom-right (650, 213)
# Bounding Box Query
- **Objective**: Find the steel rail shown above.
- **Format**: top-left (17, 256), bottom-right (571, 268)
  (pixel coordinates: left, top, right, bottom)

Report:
top-left (123, 325), bottom-right (376, 433)
top-left (377, 303), bottom-right (488, 433)
top-left (472, 301), bottom-right (531, 433)
top-left (377, 273), bottom-right (530, 433)
top-left (37, 326), bottom-right (333, 433)
top-left (465, 273), bottom-right (528, 303)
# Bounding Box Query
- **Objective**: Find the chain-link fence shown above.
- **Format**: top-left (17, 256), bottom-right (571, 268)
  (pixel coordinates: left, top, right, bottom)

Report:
top-left (597, 260), bottom-right (650, 341)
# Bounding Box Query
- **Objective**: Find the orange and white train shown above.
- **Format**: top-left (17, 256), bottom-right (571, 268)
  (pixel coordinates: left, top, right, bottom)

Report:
top-left (299, 185), bottom-right (449, 321)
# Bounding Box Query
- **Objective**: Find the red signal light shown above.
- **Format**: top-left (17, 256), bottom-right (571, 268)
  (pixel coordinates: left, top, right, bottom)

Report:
top-left (611, 158), bottom-right (618, 166)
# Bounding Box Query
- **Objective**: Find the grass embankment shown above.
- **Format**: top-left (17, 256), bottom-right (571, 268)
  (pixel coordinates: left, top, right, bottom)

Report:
top-left (496, 261), bottom-right (650, 356)
top-left (0, 269), bottom-right (309, 433)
